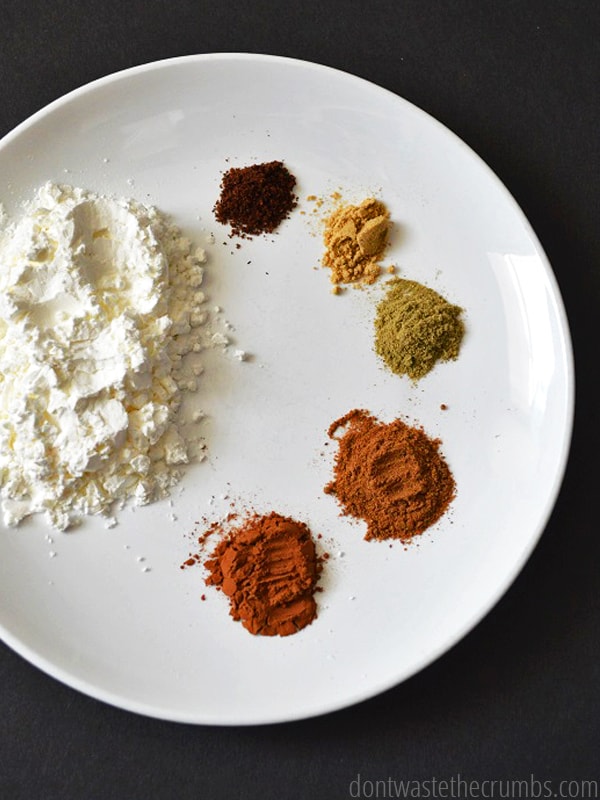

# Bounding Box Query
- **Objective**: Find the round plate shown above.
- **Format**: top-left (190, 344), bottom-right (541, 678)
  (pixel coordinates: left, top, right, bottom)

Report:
top-left (0, 54), bottom-right (574, 725)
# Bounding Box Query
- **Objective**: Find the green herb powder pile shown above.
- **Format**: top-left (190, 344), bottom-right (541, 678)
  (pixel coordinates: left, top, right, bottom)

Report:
top-left (375, 278), bottom-right (465, 380)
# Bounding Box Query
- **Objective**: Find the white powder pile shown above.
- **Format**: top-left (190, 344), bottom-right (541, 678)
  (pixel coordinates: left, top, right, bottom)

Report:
top-left (0, 182), bottom-right (213, 530)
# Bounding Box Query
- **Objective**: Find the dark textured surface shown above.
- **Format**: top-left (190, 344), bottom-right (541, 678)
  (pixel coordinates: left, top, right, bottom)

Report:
top-left (1, 2), bottom-right (598, 798)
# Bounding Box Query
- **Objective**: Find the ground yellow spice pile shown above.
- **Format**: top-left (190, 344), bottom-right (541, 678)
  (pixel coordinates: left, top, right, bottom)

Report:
top-left (322, 198), bottom-right (390, 287)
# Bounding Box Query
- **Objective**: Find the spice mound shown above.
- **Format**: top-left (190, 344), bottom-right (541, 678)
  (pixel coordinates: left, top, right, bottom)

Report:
top-left (204, 512), bottom-right (322, 636)
top-left (322, 198), bottom-right (390, 286)
top-left (325, 410), bottom-right (455, 542)
top-left (213, 160), bottom-right (298, 238)
top-left (375, 278), bottom-right (465, 380)
top-left (0, 182), bottom-right (210, 530)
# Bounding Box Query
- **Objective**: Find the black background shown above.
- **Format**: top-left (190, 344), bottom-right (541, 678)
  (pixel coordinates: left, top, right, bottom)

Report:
top-left (1, 2), bottom-right (598, 798)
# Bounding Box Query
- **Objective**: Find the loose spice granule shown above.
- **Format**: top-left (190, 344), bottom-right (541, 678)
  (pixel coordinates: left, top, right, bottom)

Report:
top-left (213, 160), bottom-right (298, 238)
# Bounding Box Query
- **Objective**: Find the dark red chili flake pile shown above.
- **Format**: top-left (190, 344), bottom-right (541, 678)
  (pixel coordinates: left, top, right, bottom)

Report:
top-left (213, 160), bottom-right (298, 238)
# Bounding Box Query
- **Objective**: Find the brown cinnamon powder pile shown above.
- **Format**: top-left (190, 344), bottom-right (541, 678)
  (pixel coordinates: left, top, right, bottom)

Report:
top-left (204, 511), bottom-right (322, 636)
top-left (322, 198), bottom-right (390, 285)
top-left (325, 409), bottom-right (455, 542)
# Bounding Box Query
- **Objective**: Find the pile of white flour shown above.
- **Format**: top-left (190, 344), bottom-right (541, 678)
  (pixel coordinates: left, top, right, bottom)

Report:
top-left (0, 182), bottom-right (212, 530)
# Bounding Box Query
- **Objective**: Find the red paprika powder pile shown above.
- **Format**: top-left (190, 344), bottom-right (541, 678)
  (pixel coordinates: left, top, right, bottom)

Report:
top-left (204, 511), bottom-right (322, 636)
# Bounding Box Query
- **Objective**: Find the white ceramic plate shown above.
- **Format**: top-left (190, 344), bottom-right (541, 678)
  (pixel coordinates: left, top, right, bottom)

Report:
top-left (0, 54), bottom-right (574, 725)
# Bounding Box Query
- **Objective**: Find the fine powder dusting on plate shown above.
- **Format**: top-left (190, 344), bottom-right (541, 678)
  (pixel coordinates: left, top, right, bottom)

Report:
top-left (0, 182), bottom-right (215, 530)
